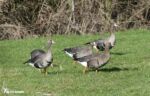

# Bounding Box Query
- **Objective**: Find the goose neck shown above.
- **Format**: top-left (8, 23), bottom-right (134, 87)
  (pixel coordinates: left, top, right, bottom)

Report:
top-left (110, 31), bottom-right (115, 35)
top-left (104, 46), bottom-right (110, 54)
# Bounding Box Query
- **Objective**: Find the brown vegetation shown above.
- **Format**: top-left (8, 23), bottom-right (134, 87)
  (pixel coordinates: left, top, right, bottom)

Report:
top-left (0, 0), bottom-right (150, 40)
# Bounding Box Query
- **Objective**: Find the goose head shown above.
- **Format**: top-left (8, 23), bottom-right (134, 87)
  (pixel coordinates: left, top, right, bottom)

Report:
top-left (45, 39), bottom-right (55, 49)
top-left (48, 39), bottom-right (55, 44)
top-left (112, 23), bottom-right (119, 32)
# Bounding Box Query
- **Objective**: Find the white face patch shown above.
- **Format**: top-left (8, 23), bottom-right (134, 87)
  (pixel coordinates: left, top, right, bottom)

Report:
top-left (65, 51), bottom-right (73, 58)
top-left (77, 61), bottom-right (87, 67)
top-left (93, 42), bottom-right (96, 46)
top-left (93, 42), bottom-right (97, 49)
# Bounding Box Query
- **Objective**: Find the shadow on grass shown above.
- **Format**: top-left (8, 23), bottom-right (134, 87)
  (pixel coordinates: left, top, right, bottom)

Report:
top-left (99, 67), bottom-right (138, 72)
top-left (47, 70), bottom-right (83, 75)
top-left (111, 52), bottom-right (128, 55)
top-left (47, 71), bottom-right (62, 75)
top-left (47, 67), bottom-right (138, 75)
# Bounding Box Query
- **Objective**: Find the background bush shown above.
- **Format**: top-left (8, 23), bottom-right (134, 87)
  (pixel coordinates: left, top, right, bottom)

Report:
top-left (0, 0), bottom-right (149, 40)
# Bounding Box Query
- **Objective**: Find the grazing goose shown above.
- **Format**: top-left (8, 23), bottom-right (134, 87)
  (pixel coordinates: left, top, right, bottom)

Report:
top-left (76, 41), bottom-right (111, 73)
top-left (85, 23), bottom-right (118, 51)
top-left (64, 45), bottom-right (93, 60)
top-left (24, 40), bottom-right (55, 75)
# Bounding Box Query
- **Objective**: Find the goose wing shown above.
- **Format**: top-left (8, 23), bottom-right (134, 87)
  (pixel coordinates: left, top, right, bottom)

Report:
top-left (64, 46), bottom-right (92, 58)
top-left (76, 53), bottom-right (99, 62)
top-left (30, 54), bottom-right (46, 68)
top-left (64, 46), bottom-right (90, 54)
top-left (31, 49), bottom-right (46, 59)
top-left (73, 47), bottom-right (93, 60)
top-left (87, 54), bottom-right (110, 68)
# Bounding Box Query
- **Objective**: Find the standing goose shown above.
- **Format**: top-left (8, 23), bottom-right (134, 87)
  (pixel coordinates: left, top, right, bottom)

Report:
top-left (64, 45), bottom-right (93, 60)
top-left (76, 41), bottom-right (111, 73)
top-left (85, 23), bottom-right (118, 51)
top-left (24, 40), bottom-right (55, 75)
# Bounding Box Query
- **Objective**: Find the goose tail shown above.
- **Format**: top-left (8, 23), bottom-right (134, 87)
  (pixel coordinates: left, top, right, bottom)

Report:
top-left (63, 48), bottom-right (72, 53)
top-left (23, 59), bottom-right (30, 64)
top-left (84, 42), bottom-right (91, 45)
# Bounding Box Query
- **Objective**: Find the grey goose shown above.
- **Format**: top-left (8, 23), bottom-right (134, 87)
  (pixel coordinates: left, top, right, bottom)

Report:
top-left (24, 40), bottom-right (55, 75)
top-left (85, 23), bottom-right (118, 51)
top-left (76, 41), bottom-right (111, 73)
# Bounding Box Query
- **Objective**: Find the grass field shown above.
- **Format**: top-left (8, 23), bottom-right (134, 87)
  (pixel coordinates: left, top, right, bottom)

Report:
top-left (0, 29), bottom-right (150, 96)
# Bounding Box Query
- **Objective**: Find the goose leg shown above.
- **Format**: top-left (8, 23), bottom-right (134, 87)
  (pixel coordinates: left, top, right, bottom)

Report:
top-left (83, 67), bottom-right (88, 74)
top-left (96, 49), bottom-right (99, 53)
top-left (39, 69), bottom-right (44, 73)
top-left (40, 69), bottom-right (43, 73)
top-left (73, 61), bottom-right (77, 64)
top-left (95, 69), bottom-right (98, 73)
top-left (51, 64), bottom-right (54, 68)
top-left (43, 68), bottom-right (48, 75)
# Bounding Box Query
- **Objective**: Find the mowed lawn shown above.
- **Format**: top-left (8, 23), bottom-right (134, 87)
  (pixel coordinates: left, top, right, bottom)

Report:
top-left (0, 29), bottom-right (150, 96)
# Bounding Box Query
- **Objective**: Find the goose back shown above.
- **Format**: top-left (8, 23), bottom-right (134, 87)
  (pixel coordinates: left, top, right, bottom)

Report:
top-left (31, 49), bottom-right (46, 59)
top-left (73, 47), bottom-right (93, 60)
top-left (64, 45), bottom-right (93, 58)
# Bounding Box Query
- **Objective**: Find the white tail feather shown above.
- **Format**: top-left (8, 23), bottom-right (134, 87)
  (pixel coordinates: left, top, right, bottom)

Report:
top-left (77, 61), bottom-right (87, 67)
top-left (29, 63), bottom-right (35, 67)
top-left (65, 51), bottom-right (73, 58)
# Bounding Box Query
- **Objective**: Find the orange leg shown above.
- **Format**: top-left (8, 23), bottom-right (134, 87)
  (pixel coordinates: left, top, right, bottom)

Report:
top-left (96, 49), bottom-right (99, 53)
top-left (95, 69), bottom-right (98, 73)
top-left (51, 64), bottom-right (54, 68)
top-left (83, 67), bottom-right (88, 74)
top-left (40, 69), bottom-right (44, 73)
top-left (43, 67), bottom-right (48, 75)
top-left (73, 61), bottom-right (77, 64)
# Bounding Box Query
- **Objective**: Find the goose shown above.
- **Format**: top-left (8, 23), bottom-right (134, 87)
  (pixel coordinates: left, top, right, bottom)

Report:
top-left (24, 40), bottom-right (55, 75)
top-left (85, 23), bottom-right (118, 51)
top-left (63, 45), bottom-right (93, 60)
top-left (76, 41), bottom-right (111, 73)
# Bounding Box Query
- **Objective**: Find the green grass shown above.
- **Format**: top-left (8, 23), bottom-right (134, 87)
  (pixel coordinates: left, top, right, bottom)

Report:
top-left (0, 29), bottom-right (150, 96)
